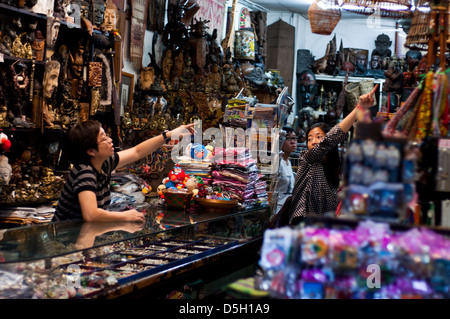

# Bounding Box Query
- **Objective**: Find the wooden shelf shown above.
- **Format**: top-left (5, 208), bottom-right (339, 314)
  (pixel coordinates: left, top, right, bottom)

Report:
top-left (0, 3), bottom-right (47, 19)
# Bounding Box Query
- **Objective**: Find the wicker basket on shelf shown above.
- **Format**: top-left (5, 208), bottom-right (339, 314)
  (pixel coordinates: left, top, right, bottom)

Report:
top-left (308, 0), bottom-right (341, 35)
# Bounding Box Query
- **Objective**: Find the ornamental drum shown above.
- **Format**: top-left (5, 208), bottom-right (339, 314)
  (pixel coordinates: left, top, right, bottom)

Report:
top-left (234, 30), bottom-right (255, 60)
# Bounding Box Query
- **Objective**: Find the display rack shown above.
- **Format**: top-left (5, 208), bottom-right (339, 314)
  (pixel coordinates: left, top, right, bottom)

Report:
top-left (0, 205), bottom-right (269, 298)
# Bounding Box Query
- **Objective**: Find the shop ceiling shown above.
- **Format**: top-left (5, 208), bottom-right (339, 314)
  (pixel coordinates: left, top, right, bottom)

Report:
top-left (246, 0), bottom-right (314, 16)
top-left (245, 0), bottom-right (419, 20)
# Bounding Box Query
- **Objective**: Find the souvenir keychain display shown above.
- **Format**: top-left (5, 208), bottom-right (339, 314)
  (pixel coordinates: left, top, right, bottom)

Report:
top-left (341, 134), bottom-right (415, 220)
top-left (257, 222), bottom-right (450, 299)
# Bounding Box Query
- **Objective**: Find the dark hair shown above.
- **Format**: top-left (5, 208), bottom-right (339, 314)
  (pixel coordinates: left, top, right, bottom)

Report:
top-left (307, 122), bottom-right (341, 188)
top-left (283, 126), bottom-right (295, 136)
top-left (68, 120), bottom-right (102, 164)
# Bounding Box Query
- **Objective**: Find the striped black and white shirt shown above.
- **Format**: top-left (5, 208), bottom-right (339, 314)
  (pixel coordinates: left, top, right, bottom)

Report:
top-left (289, 125), bottom-right (347, 223)
top-left (53, 153), bottom-right (119, 221)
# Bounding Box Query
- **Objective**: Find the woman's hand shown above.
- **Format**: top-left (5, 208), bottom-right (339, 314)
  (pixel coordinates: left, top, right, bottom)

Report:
top-left (124, 209), bottom-right (146, 223)
top-left (358, 84), bottom-right (379, 110)
top-left (168, 123), bottom-right (196, 140)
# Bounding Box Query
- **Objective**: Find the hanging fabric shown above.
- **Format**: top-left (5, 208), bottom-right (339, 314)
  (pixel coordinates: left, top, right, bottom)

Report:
top-left (130, 0), bottom-right (149, 71)
top-left (414, 71), bottom-right (434, 141)
top-left (383, 69), bottom-right (449, 142)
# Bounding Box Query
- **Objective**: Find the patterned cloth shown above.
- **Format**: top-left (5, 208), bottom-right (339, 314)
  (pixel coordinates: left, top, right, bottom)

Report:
top-left (289, 125), bottom-right (347, 223)
top-left (53, 153), bottom-right (119, 221)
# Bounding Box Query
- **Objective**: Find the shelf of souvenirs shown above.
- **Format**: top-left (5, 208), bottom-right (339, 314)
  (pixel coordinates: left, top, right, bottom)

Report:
top-left (0, 3), bottom-right (48, 19)
top-left (0, 126), bottom-right (68, 137)
top-left (0, 53), bottom-right (46, 65)
top-left (315, 74), bottom-right (386, 85)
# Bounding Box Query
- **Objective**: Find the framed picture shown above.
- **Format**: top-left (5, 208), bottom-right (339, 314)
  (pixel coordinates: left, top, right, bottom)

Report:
top-left (120, 72), bottom-right (134, 116)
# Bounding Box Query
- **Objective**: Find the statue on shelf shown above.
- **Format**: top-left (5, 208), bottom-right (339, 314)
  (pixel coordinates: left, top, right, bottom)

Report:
top-left (80, 1), bottom-right (91, 20)
top-left (206, 63), bottom-right (222, 93)
top-left (162, 0), bottom-right (189, 53)
top-left (354, 53), bottom-right (368, 76)
top-left (366, 54), bottom-right (386, 78)
top-left (43, 61), bottom-right (61, 128)
top-left (403, 50), bottom-right (423, 88)
top-left (0, 35), bottom-right (12, 56)
top-left (383, 65), bottom-right (404, 94)
top-left (53, 0), bottom-right (66, 19)
top-left (195, 67), bottom-right (207, 91)
top-left (188, 17), bottom-right (210, 69)
top-left (206, 28), bottom-right (224, 68)
top-left (222, 64), bottom-right (239, 94)
top-left (103, 0), bottom-right (118, 32)
top-left (93, 0), bottom-right (106, 28)
top-left (162, 49), bottom-right (173, 82)
top-left (179, 56), bottom-right (195, 91)
top-left (68, 42), bottom-right (85, 98)
top-left (174, 51), bottom-right (185, 79)
top-left (11, 33), bottom-right (27, 58)
top-left (150, 75), bottom-right (167, 95)
top-left (406, 50), bottom-right (422, 72)
top-left (46, 17), bottom-right (60, 51)
top-left (140, 66), bottom-right (155, 91)
top-left (312, 36), bottom-right (336, 75)
top-left (372, 33), bottom-right (392, 61)
top-left (0, 155), bottom-right (12, 186)
top-left (370, 54), bottom-right (381, 70)
top-left (0, 106), bottom-right (10, 128)
top-left (297, 69), bottom-right (316, 109)
top-left (31, 29), bottom-right (45, 61)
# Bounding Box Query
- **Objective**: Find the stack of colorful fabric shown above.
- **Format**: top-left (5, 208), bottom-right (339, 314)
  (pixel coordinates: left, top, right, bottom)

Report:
top-left (177, 159), bottom-right (213, 185)
top-left (211, 148), bottom-right (269, 209)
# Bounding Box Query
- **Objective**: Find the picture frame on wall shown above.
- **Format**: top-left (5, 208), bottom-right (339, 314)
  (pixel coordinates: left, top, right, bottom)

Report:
top-left (120, 72), bottom-right (134, 116)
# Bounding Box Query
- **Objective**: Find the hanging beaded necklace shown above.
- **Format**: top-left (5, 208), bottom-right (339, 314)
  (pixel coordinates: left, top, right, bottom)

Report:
top-left (10, 59), bottom-right (29, 91)
top-left (414, 71), bottom-right (434, 141)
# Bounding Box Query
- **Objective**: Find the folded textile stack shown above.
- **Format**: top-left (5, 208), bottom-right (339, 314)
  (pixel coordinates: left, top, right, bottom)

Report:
top-left (177, 157), bottom-right (213, 185)
top-left (211, 148), bottom-right (268, 209)
top-left (0, 205), bottom-right (55, 224)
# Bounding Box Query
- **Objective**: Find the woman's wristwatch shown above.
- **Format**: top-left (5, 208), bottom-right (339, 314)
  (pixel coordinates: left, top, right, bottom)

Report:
top-left (162, 130), bottom-right (171, 143)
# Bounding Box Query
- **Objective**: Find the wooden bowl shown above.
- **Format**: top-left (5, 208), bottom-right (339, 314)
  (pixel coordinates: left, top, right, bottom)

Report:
top-left (193, 198), bottom-right (238, 212)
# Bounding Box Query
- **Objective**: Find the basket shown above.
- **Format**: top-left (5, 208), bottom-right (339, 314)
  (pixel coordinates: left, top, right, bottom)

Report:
top-left (359, 79), bottom-right (377, 107)
top-left (163, 190), bottom-right (193, 209)
top-left (345, 80), bottom-right (377, 112)
top-left (308, 0), bottom-right (341, 35)
top-left (404, 10), bottom-right (430, 50)
top-left (345, 82), bottom-right (361, 112)
top-left (193, 198), bottom-right (239, 212)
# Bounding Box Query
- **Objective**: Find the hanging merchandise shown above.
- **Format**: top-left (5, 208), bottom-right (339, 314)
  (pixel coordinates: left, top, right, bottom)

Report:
top-left (383, 70), bottom-right (449, 143)
top-left (130, 0), bottom-right (149, 70)
top-left (308, 0), bottom-right (341, 36)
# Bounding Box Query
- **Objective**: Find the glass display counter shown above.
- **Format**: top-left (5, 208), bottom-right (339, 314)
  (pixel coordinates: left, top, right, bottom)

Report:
top-left (0, 205), bottom-right (270, 299)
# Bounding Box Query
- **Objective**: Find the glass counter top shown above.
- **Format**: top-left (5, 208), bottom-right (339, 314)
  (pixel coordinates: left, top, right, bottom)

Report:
top-left (0, 205), bottom-right (269, 264)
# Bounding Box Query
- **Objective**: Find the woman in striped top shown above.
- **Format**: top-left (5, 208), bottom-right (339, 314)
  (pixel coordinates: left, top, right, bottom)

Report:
top-left (53, 120), bottom-right (194, 222)
top-left (289, 84), bottom-right (378, 224)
